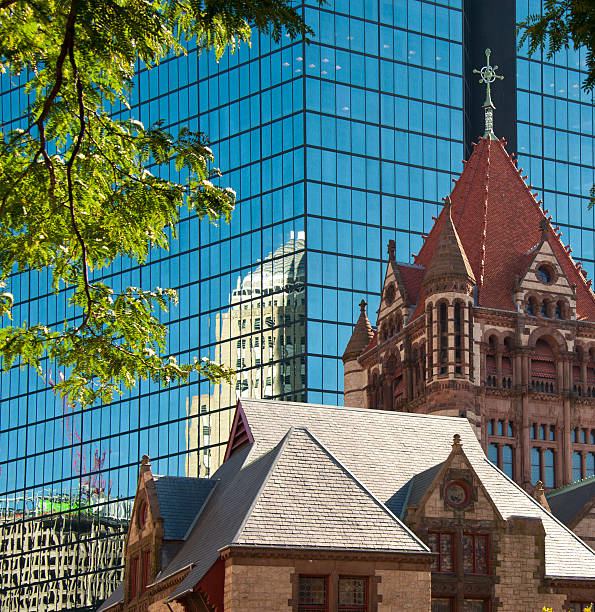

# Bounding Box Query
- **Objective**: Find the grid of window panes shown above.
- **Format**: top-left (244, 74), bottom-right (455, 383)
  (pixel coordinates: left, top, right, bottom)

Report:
top-left (516, 0), bottom-right (595, 283)
top-left (0, 1), bottom-right (464, 608)
top-left (304, 0), bottom-right (464, 404)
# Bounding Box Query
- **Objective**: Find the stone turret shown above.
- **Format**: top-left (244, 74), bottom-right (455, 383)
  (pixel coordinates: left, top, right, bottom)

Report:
top-left (343, 300), bottom-right (374, 408)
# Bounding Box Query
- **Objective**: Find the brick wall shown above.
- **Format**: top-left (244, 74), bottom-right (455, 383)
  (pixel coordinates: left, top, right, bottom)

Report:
top-left (376, 569), bottom-right (431, 611)
top-left (224, 563), bottom-right (293, 611)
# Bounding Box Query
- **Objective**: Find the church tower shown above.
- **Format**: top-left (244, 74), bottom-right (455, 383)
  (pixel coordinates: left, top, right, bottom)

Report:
top-left (343, 50), bottom-right (595, 491)
top-left (422, 197), bottom-right (478, 424)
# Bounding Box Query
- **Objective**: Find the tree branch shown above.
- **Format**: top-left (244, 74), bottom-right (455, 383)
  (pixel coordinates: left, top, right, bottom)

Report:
top-left (65, 30), bottom-right (92, 333)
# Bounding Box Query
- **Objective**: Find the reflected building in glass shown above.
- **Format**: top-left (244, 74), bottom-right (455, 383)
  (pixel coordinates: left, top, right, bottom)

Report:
top-left (186, 232), bottom-right (305, 477)
top-left (0, 0), bottom-right (594, 609)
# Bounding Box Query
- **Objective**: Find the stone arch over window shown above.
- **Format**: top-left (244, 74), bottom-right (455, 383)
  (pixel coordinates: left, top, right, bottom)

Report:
top-left (384, 352), bottom-right (402, 410)
top-left (554, 298), bottom-right (568, 320)
top-left (437, 299), bottom-right (448, 375)
top-left (485, 333), bottom-right (498, 388)
top-left (526, 294), bottom-right (538, 316)
top-left (426, 302), bottom-right (433, 379)
top-left (502, 335), bottom-right (513, 389)
top-left (529, 335), bottom-right (560, 394)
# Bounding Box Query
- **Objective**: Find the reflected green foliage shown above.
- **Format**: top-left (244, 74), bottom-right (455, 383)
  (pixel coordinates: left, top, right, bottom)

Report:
top-left (0, 0), bottom-right (313, 406)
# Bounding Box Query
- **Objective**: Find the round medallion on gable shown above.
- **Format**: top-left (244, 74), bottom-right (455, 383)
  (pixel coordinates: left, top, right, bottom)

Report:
top-left (444, 480), bottom-right (470, 509)
top-left (385, 283), bottom-right (396, 305)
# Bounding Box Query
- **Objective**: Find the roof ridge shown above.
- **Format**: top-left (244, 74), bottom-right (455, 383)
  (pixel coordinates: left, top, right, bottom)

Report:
top-left (233, 428), bottom-right (295, 543)
top-left (239, 398), bottom-right (469, 422)
top-left (479, 139), bottom-right (491, 287)
top-left (546, 474), bottom-right (595, 497)
top-left (291, 427), bottom-right (430, 552)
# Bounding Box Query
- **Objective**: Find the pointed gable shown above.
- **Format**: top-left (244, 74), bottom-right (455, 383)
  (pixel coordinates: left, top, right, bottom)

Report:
top-left (413, 137), bottom-right (595, 320)
top-left (223, 401), bottom-right (254, 461)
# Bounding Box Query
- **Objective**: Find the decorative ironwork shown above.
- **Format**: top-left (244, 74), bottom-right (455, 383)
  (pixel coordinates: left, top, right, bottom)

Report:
top-left (473, 48), bottom-right (503, 139)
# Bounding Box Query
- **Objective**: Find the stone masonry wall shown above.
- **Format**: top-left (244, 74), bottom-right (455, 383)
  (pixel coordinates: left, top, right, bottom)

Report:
top-left (224, 563), bottom-right (293, 611)
top-left (494, 521), bottom-right (566, 612)
top-left (376, 569), bottom-right (431, 612)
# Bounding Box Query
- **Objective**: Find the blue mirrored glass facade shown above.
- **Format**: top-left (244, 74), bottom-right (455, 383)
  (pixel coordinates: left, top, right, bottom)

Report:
top-left (1, 0), bottom-right (593, 608)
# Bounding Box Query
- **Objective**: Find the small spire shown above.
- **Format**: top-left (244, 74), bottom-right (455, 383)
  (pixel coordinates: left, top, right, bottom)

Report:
top-left (473, 48), bottom-right (503, 139)
top-left (387, 239), bottom-right (396, 261)
top-left (342, 300), bottom-right (374, 362)
top-left (452, 434), bottom-right (462, 448)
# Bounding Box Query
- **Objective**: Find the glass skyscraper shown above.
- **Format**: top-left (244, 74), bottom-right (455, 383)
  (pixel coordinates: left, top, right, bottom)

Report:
top-left (0, 0), bottom-right (593, 609)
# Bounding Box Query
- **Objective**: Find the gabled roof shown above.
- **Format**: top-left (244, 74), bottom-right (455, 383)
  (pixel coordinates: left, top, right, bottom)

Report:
top-left (412, 137), bottom-right (595, 320)
top-left (105, 400), bottom-right (595, 609)
top-left (233, 399), bottom-right (595, 580)
top-left (235, 427), bottom-right (427, 552)
top-left (547, 476), bottom-right (595, 528)
top-left (153, 476), bottom-right (216, 540)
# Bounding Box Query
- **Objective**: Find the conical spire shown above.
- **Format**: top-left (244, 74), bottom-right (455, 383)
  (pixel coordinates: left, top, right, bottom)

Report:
top-left (342, 300), bottom-right (374, 361)
top-left (423, 197), bottom-right (476, 293)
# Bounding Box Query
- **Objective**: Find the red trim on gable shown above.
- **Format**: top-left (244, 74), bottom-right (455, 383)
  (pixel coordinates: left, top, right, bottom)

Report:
top-left (223, 401), bottom-right (254, 462)
top-left (194, 558), bottom-right (224, 612)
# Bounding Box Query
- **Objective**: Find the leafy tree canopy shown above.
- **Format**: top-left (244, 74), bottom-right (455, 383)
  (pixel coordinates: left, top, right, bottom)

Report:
top-left (518, 0), bottom-right (595, 90)
top-left (0, 0), bottom-right (313, 406)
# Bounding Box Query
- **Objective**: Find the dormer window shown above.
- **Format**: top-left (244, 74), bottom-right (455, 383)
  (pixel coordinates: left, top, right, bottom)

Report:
top-left (537, 265), bottom-right (553, 284)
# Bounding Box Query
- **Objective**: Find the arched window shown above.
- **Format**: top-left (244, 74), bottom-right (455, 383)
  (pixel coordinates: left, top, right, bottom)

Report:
top-left (544, 449), bottom-right (555, 488)
top-left (572, 451), bottom-right (582, 482)
top-left (540, 299), bottom-right (549, 317)
top-left (502, 337), bottom-right (513, 389)
top-left (427, 305), bottom-right (433, 378)
top-left (439, 303), bottom-right (448, 374)
top-left (531, 339), bottom-right (556, 393)
top-left (555, 300), bottom-right (564, 319)
top-left (486, 336), bottom-right (497, 386)
top-left (526, 296), bottom-right (537, 316)
top-left (531, 448), bottom-right (541, 485)
top-left (454, 303), bottom-right (462, 374)
top-left (502, 445), bottom-right (514, 480)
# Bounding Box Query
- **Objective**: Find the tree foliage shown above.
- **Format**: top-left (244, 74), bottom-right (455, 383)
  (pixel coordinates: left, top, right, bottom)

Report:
top-left (518, 0), bottom-right (595, 90)
top-left (0, 0), bottom-right (313, 406)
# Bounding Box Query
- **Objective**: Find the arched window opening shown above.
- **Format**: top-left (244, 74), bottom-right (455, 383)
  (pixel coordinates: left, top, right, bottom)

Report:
top-left (393, 374), bottom-right (403, 406)
top-left (502, 445), bottom-right (514, 480)
top-left (486, 336), bottom-right (497, 387)
top-left (454, 303), bottom-right (462, 375)
top-left (395, 315), bottom-right (402, 333)
top-left (531, 448), bottom-right (541, 485)
top-left (531, 339), bottom-right (557, 394)
top-left (502, 337), bottom-right (513, 389)
top-left (526, 296), bottom-right (537, 316)
top-left (544, 449), bottom-right (555, 488)
top-left (540, 299), bottom-right (549, 317)
top-left (555, 300), bottom-right (564, 319)
top-left (427, 306), bottom-right (433, 378)
top-left (468, 304), bottom-right (474, 380)
top-left (439, 303), bottom-right (448, 375)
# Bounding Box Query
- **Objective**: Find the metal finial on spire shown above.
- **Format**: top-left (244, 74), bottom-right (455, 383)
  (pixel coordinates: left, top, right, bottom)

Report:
top-left (473, 48), bottom-right (503, 139)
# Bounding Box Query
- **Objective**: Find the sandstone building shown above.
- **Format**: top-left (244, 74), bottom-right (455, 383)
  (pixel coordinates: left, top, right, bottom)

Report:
top-left (99, 400), bottom-right (595, 612)
top-left (343, 134), bottom-right (595, 493)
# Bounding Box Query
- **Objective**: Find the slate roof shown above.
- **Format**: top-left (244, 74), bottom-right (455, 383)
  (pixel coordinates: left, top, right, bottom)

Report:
top-left (103, 400), bottom-right (595, 609)
top-left (153, 475), bottom-right (216, 540)
top-left (547, 476), bottom-right (595, 527)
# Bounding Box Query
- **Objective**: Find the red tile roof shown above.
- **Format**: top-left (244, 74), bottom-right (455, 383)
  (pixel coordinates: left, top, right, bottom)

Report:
top-left (395, 263), bottom-right (425, 307)
top-left (409, 137), bottom-right (595, 321)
